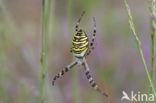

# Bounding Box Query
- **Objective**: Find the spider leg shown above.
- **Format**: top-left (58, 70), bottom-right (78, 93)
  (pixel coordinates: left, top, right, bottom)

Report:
top-left (75, 11), bottom-right (85, 32)
top-left (85, 17), bottom-right (96, 57)
top-left (82, 59), bottom-right (108, 97)
top-left (52, 60), bottom-right (77, 86)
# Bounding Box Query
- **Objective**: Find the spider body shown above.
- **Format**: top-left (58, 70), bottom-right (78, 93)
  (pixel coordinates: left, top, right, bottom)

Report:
top-left (52, 11), bottom-right (108, 97)
top-left (72, 29), bottom-right (89, 58)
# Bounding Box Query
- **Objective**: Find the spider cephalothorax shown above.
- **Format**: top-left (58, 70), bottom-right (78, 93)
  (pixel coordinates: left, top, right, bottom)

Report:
top-left (52, 11), bottom-right (108, 97)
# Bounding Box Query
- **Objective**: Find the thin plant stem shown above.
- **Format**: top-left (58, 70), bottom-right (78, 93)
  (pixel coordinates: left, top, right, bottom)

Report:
top-left (149, 0), bottom-right (156, 96)
top-left (40, 0), bottom-right (51, 103)
top-left (67, 0), bottom-right (79, 103)
top-left (124, 0), bottom-right (156, 97)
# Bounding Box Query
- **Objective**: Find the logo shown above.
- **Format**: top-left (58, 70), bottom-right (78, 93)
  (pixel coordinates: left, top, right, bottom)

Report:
top-left (121, 91), bottom-right (155, 102)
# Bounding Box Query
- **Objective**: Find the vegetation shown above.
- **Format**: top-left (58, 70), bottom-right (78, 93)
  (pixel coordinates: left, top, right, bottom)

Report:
top-left (0, 0), bottom-right (155, 103)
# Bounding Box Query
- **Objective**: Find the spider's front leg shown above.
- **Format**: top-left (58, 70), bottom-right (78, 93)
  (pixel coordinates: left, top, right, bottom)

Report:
top-left (52, 60), bottom-right (77, 85)
top-left (82, 59), bottom-right (108, 97)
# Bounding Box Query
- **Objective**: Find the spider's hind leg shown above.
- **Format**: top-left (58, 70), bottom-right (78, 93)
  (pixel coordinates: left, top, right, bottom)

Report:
top-left (90, 17), bottom-right (96, 47)
top-left (75, 11), bottom-right (85, 32)
top-left (70, 48), bottom-right (73, 52)
top-left (85, 17), bottom-right (96, 57)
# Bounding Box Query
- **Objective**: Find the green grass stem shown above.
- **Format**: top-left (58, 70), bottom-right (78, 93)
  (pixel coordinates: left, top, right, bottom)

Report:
top-left (149, 0), bottom-right (156, 97)
top-left (40, 0), bottom-right (51, 103)
top-left (124, 0), bottom-right (156, 97)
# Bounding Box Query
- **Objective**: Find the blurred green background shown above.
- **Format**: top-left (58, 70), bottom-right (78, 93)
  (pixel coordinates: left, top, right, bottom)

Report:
top-left (0, 0), bottom-right (155, 103)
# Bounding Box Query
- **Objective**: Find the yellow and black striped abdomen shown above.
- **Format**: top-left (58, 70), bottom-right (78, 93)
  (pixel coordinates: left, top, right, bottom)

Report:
top-left (72, 29), bottom-right (89, 58)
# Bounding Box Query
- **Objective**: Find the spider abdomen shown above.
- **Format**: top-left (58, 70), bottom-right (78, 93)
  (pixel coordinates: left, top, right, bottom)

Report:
top-left (72, 29), bottom-right (89, 58)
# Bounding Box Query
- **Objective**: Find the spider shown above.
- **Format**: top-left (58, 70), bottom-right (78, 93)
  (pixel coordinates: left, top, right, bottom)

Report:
top-left (52, 11), bottom-right (108, 97)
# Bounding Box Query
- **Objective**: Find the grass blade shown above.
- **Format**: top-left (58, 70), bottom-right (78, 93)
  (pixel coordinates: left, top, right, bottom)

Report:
top-left (149, 0), bottom-right (156, 96)
top-left (40, 0), bottom-right (51, 103)
top-left (124, 0), bottom-right (156, 97)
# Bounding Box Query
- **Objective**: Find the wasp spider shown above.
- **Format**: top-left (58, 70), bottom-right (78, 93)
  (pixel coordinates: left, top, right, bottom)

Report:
top-left (52, 11), bottom-right (108, 97)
